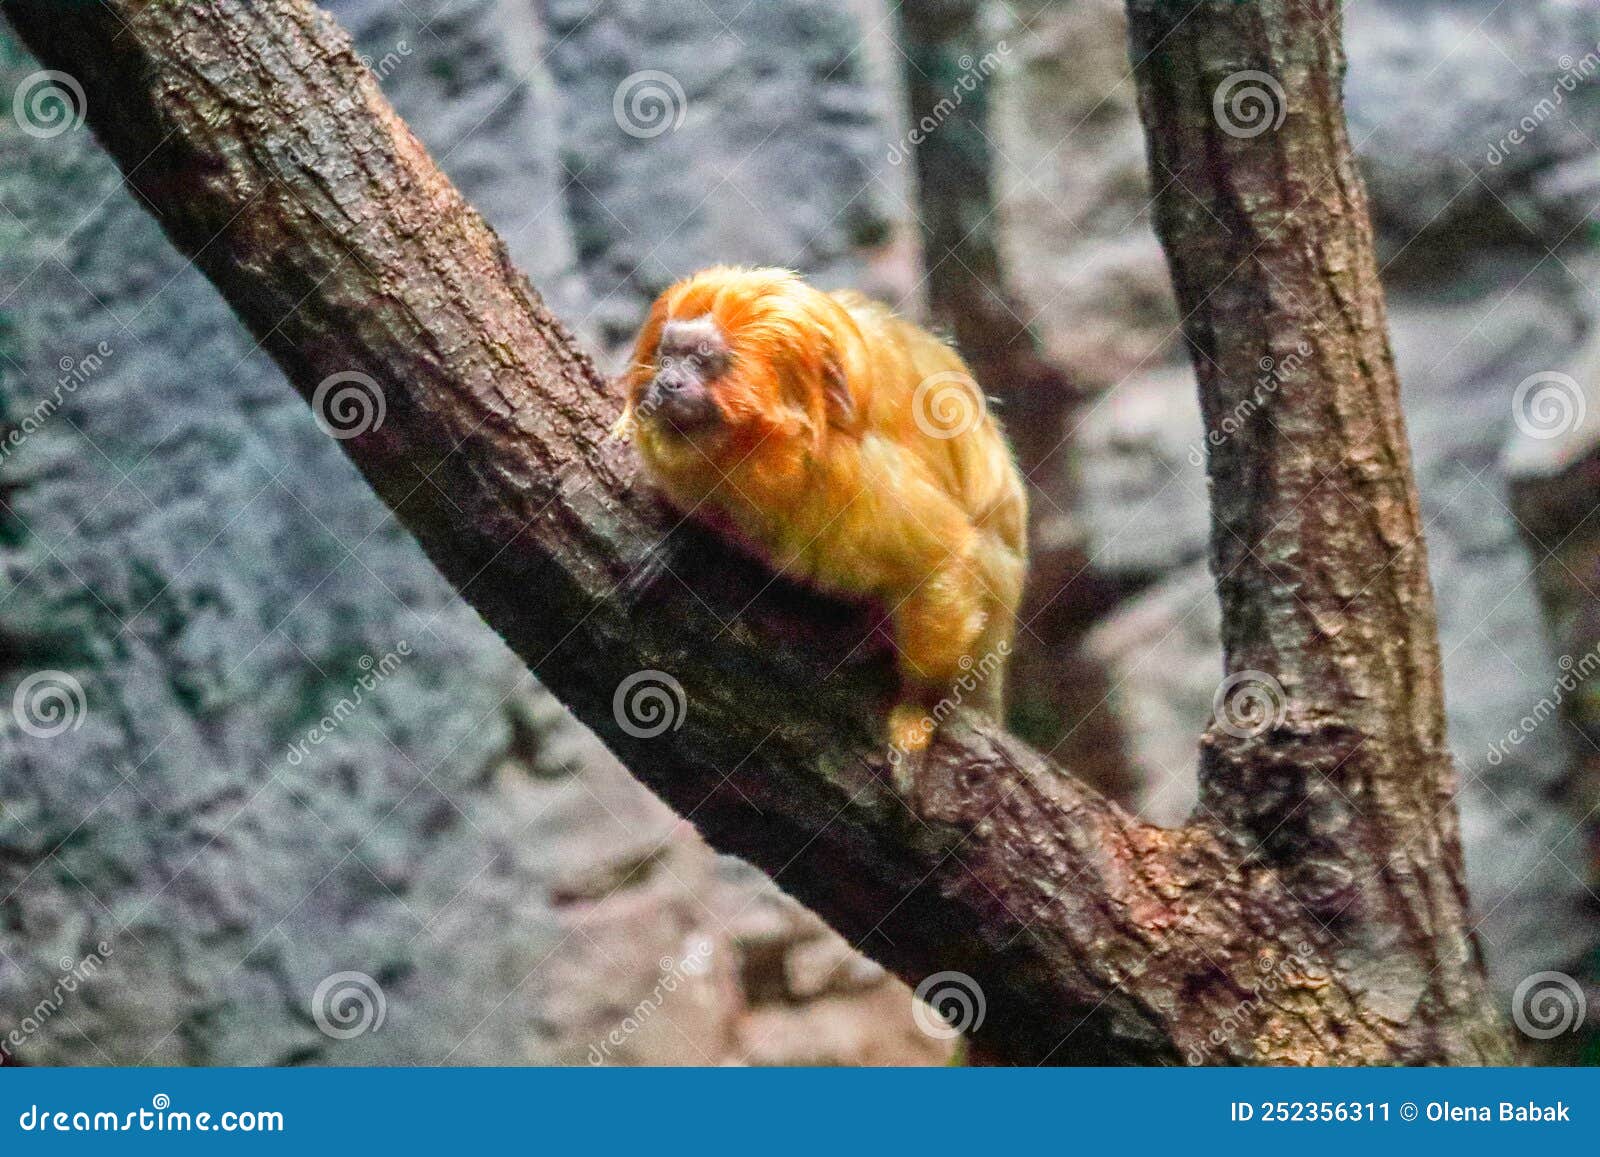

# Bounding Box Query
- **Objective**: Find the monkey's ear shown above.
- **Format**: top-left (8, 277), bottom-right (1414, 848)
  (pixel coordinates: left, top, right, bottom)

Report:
top-left (821, 354), bottom-right (855, 430)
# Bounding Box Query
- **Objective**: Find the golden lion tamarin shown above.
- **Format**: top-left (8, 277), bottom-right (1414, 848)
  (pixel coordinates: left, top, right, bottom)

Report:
top-left (614, 267), bottom-right (1027, 756)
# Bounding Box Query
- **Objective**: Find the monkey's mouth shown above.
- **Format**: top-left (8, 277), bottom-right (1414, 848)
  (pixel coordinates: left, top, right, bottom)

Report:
top-left (643, 385), bottom-right (722, 437)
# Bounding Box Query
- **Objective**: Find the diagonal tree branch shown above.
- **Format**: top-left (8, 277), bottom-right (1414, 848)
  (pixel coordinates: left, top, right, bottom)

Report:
top-left (3, 0), bottom-right (1508, 1064)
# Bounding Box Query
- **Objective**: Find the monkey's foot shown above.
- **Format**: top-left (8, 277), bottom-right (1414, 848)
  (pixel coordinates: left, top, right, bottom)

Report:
top-left (888, 703), bottom-right (933, 757)
top-left (887, 703), bottom-right (935, 798)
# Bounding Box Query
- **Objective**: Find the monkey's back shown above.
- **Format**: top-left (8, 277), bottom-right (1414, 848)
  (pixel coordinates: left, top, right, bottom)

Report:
top-left (829, 290), bottom-right (1028, 563)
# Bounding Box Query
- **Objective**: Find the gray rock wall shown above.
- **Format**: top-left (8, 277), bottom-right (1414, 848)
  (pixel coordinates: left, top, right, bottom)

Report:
top-left (537, 0), bottom-right (909, 354)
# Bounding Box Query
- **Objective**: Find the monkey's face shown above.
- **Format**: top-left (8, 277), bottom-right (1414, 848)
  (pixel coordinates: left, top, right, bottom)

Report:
top-left (628, 312), bottom-right (806, 472)
top-left (622, 269), bottom-right (864, 491)
top-left (632, 316), bottom-right (735, 444)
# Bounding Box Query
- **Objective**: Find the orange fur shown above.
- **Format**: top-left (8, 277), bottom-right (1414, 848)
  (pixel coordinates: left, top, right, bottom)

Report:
top-left (618, 267), bottom-right (1028, 753)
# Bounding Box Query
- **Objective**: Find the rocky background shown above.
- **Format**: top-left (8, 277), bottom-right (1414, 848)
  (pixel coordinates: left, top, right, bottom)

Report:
top-left (1, 0), bottom-right (1596, 1065)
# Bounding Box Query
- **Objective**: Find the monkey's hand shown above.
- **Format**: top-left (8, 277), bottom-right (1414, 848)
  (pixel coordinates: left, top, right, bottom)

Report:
top-left (609, 409), bottom-right (635, 442)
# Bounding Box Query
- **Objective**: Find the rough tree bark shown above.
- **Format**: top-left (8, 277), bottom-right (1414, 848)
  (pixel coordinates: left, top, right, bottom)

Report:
top-left (1126, 0), bottom-right (1509, 1061)
top-left (3, 0), bottom-right (1511, 1063)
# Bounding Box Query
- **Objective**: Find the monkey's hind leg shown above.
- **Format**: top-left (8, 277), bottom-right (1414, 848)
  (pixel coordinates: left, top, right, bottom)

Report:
top-left (886, 562), bottom-right (988, 758)
top-left (964, 536), bottom-right (1025, 724)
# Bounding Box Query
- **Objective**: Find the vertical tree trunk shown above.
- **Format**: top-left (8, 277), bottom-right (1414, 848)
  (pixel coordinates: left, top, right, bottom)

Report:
top-left (1126, 0), bottom-right (1509, 1061)
top-left (896, 0), bottom-right (1089, 470)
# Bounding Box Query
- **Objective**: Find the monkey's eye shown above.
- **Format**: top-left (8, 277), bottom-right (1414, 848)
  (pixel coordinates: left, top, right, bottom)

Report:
top-left (665, 350), bottom-right (711, 378)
